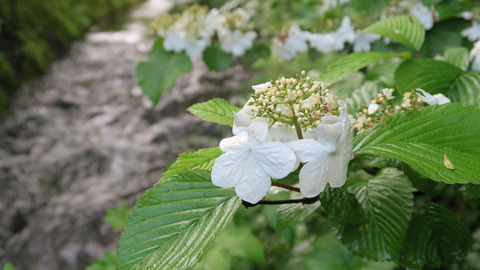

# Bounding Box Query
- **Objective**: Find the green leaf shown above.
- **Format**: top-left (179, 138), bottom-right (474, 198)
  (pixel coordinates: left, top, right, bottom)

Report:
top-left (193, 226), bottom-right (266, 270)
top-left (320, 185), bottom-right (364, 224)
top-left (338, 80), bottom-right (384, 114)
top-left (363, 15), bottom-right (425, 51)
top-left (2, 263), bottom-right (16, 270)
top-left (367, 60), bottom-right (402, 87)
top-left (302, 234), bottom-right (397, 270)
top-left (162, 147), bottom-right (223, 180)
top-left (275, 200), bottom-right (320, 231)
top-left (117, 170), bottom-right (240, 270)
top-left (187, 98), bottom-right (240, 126)
top-left (86, 251), bottom-right (117, 270)
top-left (104, 202), bottom-right (131, 232)
top-left (333, 168), bottom-right (413, 262)
top-left (395, 59), bottom-right (463, 93)
top-left (401, 203), bottom-right (472, 269)
top-left (434, 47), bottom-right (469, 71)
top-left (319, 52), bottom-right (410, 86)
top-left (435, 0), bottom-right (469, 21)
top-left (354, 104), bottom-right (480, 184)
top-left (244, 43), bottom-right (271, 62)
top-left (137, 38), bottom-right (192, 104)
top-left (203, 45), bottom-right (232, 71)
top-left (449, 71), bottom-right (480, 108)
top-left (350, 0), bottom-right (390, 17)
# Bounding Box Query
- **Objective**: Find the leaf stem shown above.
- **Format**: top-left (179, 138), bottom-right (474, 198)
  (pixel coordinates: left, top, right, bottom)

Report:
top-left (416, 51), bottom-right (421, 59)
top-left (242, 197), bottom-right (318, 209)
top-left (272, 183), bottom-right (301, 192)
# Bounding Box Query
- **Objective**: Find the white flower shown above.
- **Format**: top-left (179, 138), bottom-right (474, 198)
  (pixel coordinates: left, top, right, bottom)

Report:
top-left (287, 101), bottom-right (353, 197)
top-left (409, 2), bottom-right (437, 30)
top-left (211, 121), bottom-right (297, 203)
top-left (274, 26), bottom-right (310, 60)
top-left (163, 31), bottom-right (208, 58)
top-left (308, 33), bottom-right (342, 54)
top-left (461, 21), bottom-right (480, 42)
top-left (416, 88), bottom-right (451, 105)
top-left (351, 31), bottom-right (380, 52)
top-left (470, 40), bottom-right (480, 71)
top-left (368, 103), bottom-right (380, 114)
top-left (218, 29), bottom-right (257, 57)
top-left (335, 17), bottom-right (356, 44)
top-left (382, 88), bottom-right (395, 100)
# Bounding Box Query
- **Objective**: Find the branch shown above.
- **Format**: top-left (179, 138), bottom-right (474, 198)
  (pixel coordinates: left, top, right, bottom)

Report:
top-left (242, 197), bottom-right (318, 209)
top-left (272, 183), bottom-right (300, 192)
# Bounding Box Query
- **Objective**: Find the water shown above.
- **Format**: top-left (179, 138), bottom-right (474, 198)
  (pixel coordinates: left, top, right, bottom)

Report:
top-left (0, 1), bottom-right (249, 269)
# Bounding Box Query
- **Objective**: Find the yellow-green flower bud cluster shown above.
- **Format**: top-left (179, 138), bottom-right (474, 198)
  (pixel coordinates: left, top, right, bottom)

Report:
top-left (249, 71), bottom-right (340, 130)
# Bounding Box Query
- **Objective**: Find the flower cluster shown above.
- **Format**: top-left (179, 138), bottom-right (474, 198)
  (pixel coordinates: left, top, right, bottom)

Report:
top-left (151, 5), bottom-right (256, 58)
top-left (211, 72), bottom-right (354, 203)
top-left (353, 88), bottom-right (451, 133)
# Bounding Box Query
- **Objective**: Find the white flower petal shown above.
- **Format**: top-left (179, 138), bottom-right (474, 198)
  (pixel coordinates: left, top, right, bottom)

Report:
top-left (211, 149), bottom-right (250, 188)
top-left (299, 156), bottom-right (330, 197)
top-left (219, 133), bottom-right (248, 152)
top-left (368, 103), bottom-right (380, 114)
top-left (234, 171), bottom-right (271, 203)
top-left (247, 121), bottom-right (269, 142)
top-left (432, 94), bottom-right (451, 105)
top-left (254, 142), bottom-right (297, 179)
top-left (287, 139), bottom-right (334, 163)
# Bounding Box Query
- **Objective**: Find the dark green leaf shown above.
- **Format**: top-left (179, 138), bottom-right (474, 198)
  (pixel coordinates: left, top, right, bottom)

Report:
top-left (351, 0), bottom-right (390, 17)
top-left (203, 45), bottom-right (232, 71)
top-left (320, 185), bottom-right (364, 224)
top-left (276, 200), bottom-right (320, 231)
top-left (367, 60), bottom-right (402, 87)
top-left (137, 38), bottom-right (192, 104)
top-left (162, 147), bottom-right (223, 180)
top-left (354, 104), bottom-right (480, 184)
top-left (363, 15), bottom-right (425, 51)
top-left (117, 170), bottom-right (240, 270)
top-left (334, 168), bottom-right (413, 262)
top-left (319, 52), bottom-right (410, 86)
top-left (395, 59), bottom-right (463, 93)
top-left (401, 203), bottom-right (472, 269)
top-left (244, 44), bottom-right (271, 62)
top-left (449, 71), bottom-right (480, 108)
top-left (338, 80), bottom-right (384, 114)
top-left (435, 47), bottom-right (469, 71)
top-left (187, 98), bottom-right (240, 126)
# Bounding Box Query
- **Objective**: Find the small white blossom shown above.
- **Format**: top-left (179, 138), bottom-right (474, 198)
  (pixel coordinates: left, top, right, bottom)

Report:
top-left (308, 32), bottom-right (343, 54)
top-left (368, 103), bottom-right (380, 114)
top-left (274, 26), bottom-right (310, 60)
top-left (461, 21), bottom-right (480, 42)
top-left (163, 31), bottom-right (208, 59)
top-left (382, 88), bottom-right (395, 100)
top-left (409, 2), bottom-right (436, 30)
top-left (351, 31), bottom-right (380, 52)
top-left (211, 121), bottom-right (297, 203)
top-left (335, 17), bottom-right (356, 44)
top-left (287, 101), bottom-right (353, 197)
top-left (416, 88), bottom-right (451, 105)
top-left (470, 40), bottom-right (480, 71)
top-left (218, 29), bottom-right (257, 56)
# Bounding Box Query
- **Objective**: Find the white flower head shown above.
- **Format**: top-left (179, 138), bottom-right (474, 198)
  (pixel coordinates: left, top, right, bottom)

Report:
top-left (409, 2), bottom-right (437, 30)
top-left (308, 32), bottom-right (343, 54)
top-left (274, 26), bottom-right (310, 60)
top-left (218, 29), bottom-right (257, 57)
top-left (461, 21), bottom-right (480, 42)
top-left (415, 88), bottom-right (451, 105)
top-left (287, 100), bottom-right (353, 197)
top-left (368, 103), bottom-right (380, 114)
top-left (336, 17), bottom-right (356, 44)
top-left (351, 31), bottom-right (380, 52)
top-left (212, 121), bottom-right (297, 203)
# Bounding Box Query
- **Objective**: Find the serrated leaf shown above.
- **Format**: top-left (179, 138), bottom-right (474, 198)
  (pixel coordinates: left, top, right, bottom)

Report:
top-left (319, 52), bottom-right (410, 86)
top-left (187, 98), bottom-right (240, 126)
top-left (367, 60), bottom-right (402, 87)
top-left (137, 38), bottom-right (193, 104)
top-left (434, 47), bottom-right (469, 71)
top-left (203, 45), bottom-right (232, 71)
top-left (449, 71), bottom-right (480, 108)
top-left (395, 59), bottom-right (463, 93)
top-left (117, 170), bottom-right (240, 270)
top-left (320, 185), bottom-right (364, 224)
top-left (162, 147), bottom-right (223, 180)
top-left (334, 168), bottom-right (413, 262)
top-left (363, 15), bottom-right (425, 51)
top-left (338, 80), bottom-right (384, 114)
top-left (400, 203), bottom-right (472, 269)
top-left (350, 0), bottom-right (390, 17)
top-left (354, 104), bottom-right (480, 184)
top-left (435, 0), bottom-right (469, 21)
top-left (276, 200), bottom-right (320, 231)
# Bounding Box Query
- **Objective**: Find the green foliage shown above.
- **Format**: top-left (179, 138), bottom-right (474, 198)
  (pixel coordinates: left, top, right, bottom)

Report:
top-left (363, 15), bottom-right (425, 51)
top-left (302, 234), bottom-right (397, 270)
top-left (187, 98), bottom-right (240, 126)
top-left (354, 104), bottom-right (480, 184)
top-left (395, 59), bottom-right (463, 93)
top-left (319, 52), bottom-right (410, 86)
top-left (86, 251), bottom-right (118, 270)
top-left (137, 39), bottom-right (193, 104)
top-left (104, 202), bottom-right (131, 232)
top-left (117, 170), bottom-right (240, 270)
top-left (366, 60), bottom-right (402, 87)
top-left (192, 226), bottom-right (266, 270)
top-left (401, 203), bottom-right (472, 269)
top-left (162, 147), bottom-right (223, 180)
top-left (275, 201), bottom-right (320, 232)
top-left (327, 169), bottom-right (413, 262)
top-left (244, 44), bottom-right (271, 62)
top-left (449, 71), bottom-right (480, 108)
top-left (2, 263), bottom-right (15, 270)
top-left (435, 47), bottom-right (470, 71)
top-left (336, 80), bottom-right (384, 114)
top-left (203, 44), bottom-right (232, 71)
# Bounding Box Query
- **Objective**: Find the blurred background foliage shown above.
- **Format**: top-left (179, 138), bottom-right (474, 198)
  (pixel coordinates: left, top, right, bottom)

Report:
top-left (0, 0), bottom-right (144, 114)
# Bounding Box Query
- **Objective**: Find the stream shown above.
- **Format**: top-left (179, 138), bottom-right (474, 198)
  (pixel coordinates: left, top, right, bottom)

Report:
top-left (0, 1), bottom-right (249, 269)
